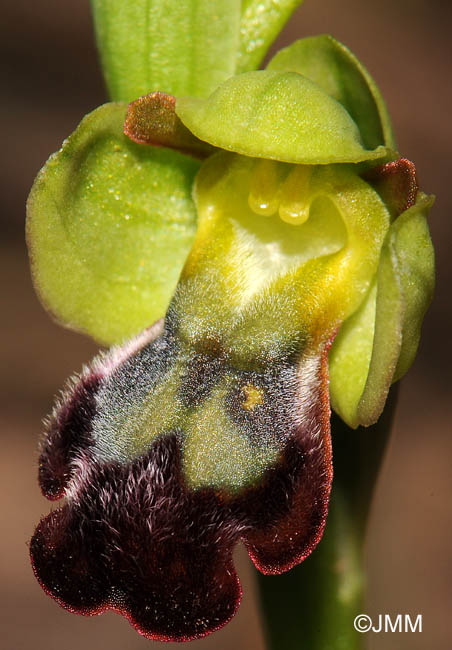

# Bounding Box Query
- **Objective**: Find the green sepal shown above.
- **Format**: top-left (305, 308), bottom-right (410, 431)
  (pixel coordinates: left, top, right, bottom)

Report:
top-left (176, 71), bottom-right (390, 165)
top-left (329, 193), bottom-right (434, 427)
top-left (27, 103), bottom-right (199, 345)
top-left (329, 282), bottom-right (377, 428)
top-left (90, 0), bottom-right (241, 102)
top-left (391, 195), bottom-right (435, 381)
top-left (237, 0), bottom-right (304, 74)
top-left (267, 35), bottom-right (396, 151)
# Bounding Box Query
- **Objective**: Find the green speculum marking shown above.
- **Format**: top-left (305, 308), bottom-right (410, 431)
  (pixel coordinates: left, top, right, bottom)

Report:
top-left (91, 153), bottom-right (390, 493)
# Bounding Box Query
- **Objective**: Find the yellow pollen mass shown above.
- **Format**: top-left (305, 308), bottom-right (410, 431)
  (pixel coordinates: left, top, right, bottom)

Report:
top-left (241, 384), bottom-right (264, 410)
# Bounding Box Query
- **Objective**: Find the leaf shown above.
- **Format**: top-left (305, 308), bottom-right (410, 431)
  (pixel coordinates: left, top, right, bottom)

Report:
top-left (267, 35), bottom-right (396, 150)
top-left (329, 193), bottom-right (435, 427)
top-left (90, 0), bottom-right (241, 102)
top-left (27, 103), bottom-right (200, 345)
top-left (237, 0), bottom-right (304, 74)
top-left (176, 71), bottom-right (390, 164)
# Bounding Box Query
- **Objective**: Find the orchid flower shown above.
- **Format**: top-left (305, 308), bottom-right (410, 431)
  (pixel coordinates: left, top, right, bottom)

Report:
top-left (27, 1), bottom-right (434, 644)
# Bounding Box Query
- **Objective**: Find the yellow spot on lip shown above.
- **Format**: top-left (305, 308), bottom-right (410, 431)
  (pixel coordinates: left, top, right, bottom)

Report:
top-left (241, 384), bottom-right (264, 410)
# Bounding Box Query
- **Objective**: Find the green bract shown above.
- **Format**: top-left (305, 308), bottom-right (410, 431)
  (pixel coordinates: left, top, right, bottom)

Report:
top-left (237, 0), bottom-right (305, 73)
top-left (91, 0), bottom-right (241, 102)
top-left (91, 0), bottom-right (304, 102)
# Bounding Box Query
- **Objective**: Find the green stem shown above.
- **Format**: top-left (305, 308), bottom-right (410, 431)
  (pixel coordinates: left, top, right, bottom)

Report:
top-left (257, 389), bottom-right (397, 650)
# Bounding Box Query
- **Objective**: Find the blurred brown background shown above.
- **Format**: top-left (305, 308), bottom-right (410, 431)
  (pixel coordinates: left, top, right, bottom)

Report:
top-left (1, 1), bottom-right (451, 649)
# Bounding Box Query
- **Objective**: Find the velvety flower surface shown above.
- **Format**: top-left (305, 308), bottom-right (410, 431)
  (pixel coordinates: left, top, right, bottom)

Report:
top-left (31, 297), bottom-right (332, 640)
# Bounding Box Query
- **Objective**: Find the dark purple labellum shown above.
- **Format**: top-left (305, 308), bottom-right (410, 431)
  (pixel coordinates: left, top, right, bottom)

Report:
top-left (30, 320), bottom-right (332, 641)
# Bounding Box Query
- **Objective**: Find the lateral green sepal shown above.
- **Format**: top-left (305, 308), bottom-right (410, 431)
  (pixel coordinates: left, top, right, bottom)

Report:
top-left (27, 102), bottom-right (199, 345)
top-left (330, 193), bottom-right (434, 427)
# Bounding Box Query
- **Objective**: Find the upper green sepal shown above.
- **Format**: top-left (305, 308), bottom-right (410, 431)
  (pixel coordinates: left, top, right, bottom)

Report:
top-left (27, 102), bottom-right (199, 345)
top-left (329, 192), bottom-right (435, 427)
top-left (267, 35), bottom-right (396, 151)
top-left (176, 70), bottom-right (390, 164)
